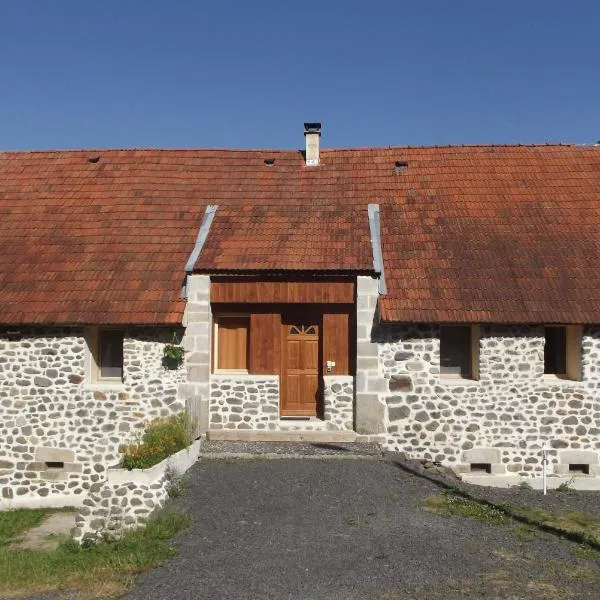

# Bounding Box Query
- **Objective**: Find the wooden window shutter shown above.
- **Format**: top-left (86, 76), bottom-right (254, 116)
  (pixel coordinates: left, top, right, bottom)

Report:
top-left (249, 313), bottom-right (281, 374)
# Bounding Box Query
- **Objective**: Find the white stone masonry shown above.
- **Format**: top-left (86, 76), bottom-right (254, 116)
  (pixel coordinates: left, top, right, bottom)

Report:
top-left (377, 324), bottom-right (600, 475)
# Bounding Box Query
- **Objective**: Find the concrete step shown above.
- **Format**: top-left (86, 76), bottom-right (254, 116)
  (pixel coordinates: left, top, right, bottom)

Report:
top-left (206, 429), bottom-right (358, 443)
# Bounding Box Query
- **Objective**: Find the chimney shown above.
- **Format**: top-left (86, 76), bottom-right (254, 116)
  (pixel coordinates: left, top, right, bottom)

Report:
top-left (304, 122), bottom-right (321, 166)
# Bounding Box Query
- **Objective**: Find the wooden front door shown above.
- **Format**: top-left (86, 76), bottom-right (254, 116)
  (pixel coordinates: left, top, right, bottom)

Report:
top-left (281, 319), bottom-right (321, 417)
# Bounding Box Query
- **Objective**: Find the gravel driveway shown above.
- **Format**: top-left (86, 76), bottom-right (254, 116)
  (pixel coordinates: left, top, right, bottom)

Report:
top-left (124, 458), bottom-right (600, 600)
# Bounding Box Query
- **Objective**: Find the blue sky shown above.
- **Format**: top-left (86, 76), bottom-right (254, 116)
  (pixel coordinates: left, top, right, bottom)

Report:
top-left (0, 1), bottom-right (599, 150)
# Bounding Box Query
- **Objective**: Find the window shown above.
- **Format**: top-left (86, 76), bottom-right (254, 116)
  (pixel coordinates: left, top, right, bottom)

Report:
top-left (544, 325), bottom-right (581, 380)
top-left (98, 330), bottom-right (124, 379)
top-left (86, 327), bottom-right (124, 383)
top-left (440, 325), bottom-right (479, 380)
top-left (214, 315), bottom-right (249, 372)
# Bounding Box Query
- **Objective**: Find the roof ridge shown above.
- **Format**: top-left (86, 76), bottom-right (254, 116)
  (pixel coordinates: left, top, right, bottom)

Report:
top-left (0, 142), bottom-right (594, 156)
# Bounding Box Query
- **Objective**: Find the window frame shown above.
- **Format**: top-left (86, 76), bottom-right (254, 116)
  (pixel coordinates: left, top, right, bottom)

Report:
top-left (86, 326), bottom-right (125, 385)
top-left (543, 325), bottom-right (582, 381)
top-left (439, 324), bottom-right (479, 381)
top-left (213, 313), bottom-right (250, 374)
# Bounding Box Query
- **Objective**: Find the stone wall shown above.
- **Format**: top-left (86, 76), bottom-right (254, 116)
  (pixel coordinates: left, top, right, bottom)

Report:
top-left (73, 440), bottom-right (200, 543)
top-left (323, 376), bottom-right (354, 431)
top-left (210, 374), bottom-right (355, 431)
top-left (209, 375), bottom-right (279, 430)
top-left (0, 327), bottom-right (186, 507)
top-left (377, 324), bottom-right (600, 475)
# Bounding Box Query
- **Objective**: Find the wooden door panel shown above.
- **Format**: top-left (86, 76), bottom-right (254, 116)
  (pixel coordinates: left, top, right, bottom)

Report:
top-left (302, 339), bottom-right (318, 370)
top-left (286, 340), bottom-right (301, 370)
top-left (286, 374), bottom-right (302, 412)
top-left (281, 320), bottom-right (321, 417)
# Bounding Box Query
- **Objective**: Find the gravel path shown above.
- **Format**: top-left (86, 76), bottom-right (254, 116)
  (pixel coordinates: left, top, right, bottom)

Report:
top-left (123, 458), bottom-right (600, 600)
top-left (198, 440), bottom-right (383, 458)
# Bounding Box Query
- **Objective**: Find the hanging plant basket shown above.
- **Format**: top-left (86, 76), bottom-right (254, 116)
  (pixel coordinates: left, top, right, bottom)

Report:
top-left (163, 332), bottom-right (185, 368)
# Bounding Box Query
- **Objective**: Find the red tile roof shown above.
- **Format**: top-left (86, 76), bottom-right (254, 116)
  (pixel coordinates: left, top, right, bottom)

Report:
top-left (194, 204), bottom-right (372, 272)
top-left (0, 144), bottom-right (599, 324)
top-left (378, 144), bottom-right (600, 323)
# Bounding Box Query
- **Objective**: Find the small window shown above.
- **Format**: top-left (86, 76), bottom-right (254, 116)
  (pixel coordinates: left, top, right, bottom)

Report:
top-left (440, 325), bottom-right (478, 380)
top-left (98, 330), bottom-right (124, 379)
top-left (544, 325), bottom-right (581, 380)
top-left (544, 327), bottom-right (566, 375)
top-left (214, 315), bottom-right (249, 372)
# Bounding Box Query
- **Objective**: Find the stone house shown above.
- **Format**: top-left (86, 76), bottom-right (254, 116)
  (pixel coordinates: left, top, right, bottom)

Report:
top-left (2, 124), bottom-right (600, 506)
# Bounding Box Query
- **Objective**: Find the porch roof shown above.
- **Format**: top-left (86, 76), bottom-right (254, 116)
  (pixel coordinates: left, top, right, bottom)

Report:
top-left (193, 204), bottom-right (373, 273)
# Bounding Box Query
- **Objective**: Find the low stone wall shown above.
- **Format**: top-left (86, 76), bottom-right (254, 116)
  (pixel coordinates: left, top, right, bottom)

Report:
top-left (0, 327), bottom-right (186, 507)
top-left (210, 374), bottom-right (356, 431)
top-left (377, 324), bottom-right (600, 476)
top-left (72, 440), bottom-right (200, 543)
top-left (210, 375), bottom-right (280, 430)
top-left (323, 376), bottom-right (354, 431)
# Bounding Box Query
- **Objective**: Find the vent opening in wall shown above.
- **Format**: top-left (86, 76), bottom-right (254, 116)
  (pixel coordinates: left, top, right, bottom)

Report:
top-left (569, 463), bottom-right (590, 475)
top-left (45, 461), bottom-right (65, 470)
top-left (394, 161), bottom-right (408, 175)
top-left (470, 463), bottom-right (492, 474)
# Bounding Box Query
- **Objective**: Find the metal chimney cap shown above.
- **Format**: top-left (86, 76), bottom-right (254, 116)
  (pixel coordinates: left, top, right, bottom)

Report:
top-left (304, 122), bottom-right (322, 135)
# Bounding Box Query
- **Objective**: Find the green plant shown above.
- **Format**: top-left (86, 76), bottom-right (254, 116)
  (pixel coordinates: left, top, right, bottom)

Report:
top-left (163, 331), bottom-right (185, 366)
top-left (165, 466), bottom-right (190, 499)
top-left (512, 480), bottom-right (533, 491)
top-left (557, 478), bottom-right (576, 494)
top-left (121, 412), bottom-right (194, 470)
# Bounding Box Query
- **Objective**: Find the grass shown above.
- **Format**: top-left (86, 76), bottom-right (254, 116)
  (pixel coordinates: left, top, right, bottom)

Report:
top-left (0, 508), bottom-right (55, 547)
top-left (0, 508), bottom-right (190, 599)
top-left (424, 491), bottom-right (510, 526)
top-left (572, 544), bottom-right (600, 560)
top-left (512, 480), bottom-right (533, 491)
top-left (513, 523), bottom-right (540, 542)
top-left (425, 490), bottom-right (600, 560)
top-left (510, 505), bottom-right (600, 546)
top-left (0, 507), bottom-right (73, 547)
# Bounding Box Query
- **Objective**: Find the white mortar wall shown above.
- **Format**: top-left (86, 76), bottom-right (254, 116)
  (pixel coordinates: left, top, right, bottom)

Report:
top-left (376, 324), bottom-right (600, 475)
top-left (0, 327), bottom-right (185, 506)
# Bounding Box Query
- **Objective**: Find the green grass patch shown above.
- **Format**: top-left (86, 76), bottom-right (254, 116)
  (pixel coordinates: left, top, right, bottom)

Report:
top-left (510, 505), bottom-right (600, 546)
top-left (121, 412), bottom-right (194, 470)
top-left (572, 544), bottom-right (600, 560)
top-left (424, 491), bottom-right (510, 526)
top-left (0, 508), bottom-right (190, 599)
top-left (0, 508), bottom-right (74, 547)
top-left (513, 523), bottom-right (540, 542)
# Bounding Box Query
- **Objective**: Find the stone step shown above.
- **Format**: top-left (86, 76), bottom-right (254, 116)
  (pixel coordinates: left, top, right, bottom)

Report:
top-left (206, 429), bottom-right (358, 443)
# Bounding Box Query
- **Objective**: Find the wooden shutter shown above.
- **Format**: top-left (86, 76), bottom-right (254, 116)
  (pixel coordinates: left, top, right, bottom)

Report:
top-left (249, 313), bottom-right (281, 374)
top-left (322, 312), bottom-right (350, 375)
top-left (217, 316), bottom-right (249, 370)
